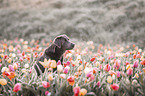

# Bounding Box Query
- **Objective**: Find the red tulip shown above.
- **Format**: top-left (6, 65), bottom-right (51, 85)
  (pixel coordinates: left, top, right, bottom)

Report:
top-left (42, 81), bottom-right (50, 88)
top-left (90, 57), bottom-right (95, 62)
top-left (13, 83), bottom-right (21, 92)
top-left (103, 64), bottom-right (111, 72)
top-left (67, 76), bottom-right (75, 86)
top-left (110, 83), bottom-right (119, 91)
top-left (73, 86), bottom-right (80, 96)
top-left (140, 59), bottom-right (145, 66)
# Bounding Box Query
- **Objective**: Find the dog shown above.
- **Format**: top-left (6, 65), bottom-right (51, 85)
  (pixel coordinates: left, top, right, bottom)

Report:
top-left (34, 34), bottom-right (75, 76)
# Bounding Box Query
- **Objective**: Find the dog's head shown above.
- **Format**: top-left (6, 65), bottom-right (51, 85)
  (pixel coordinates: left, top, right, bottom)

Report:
top-left (46, 34), bottom-right (75, 53)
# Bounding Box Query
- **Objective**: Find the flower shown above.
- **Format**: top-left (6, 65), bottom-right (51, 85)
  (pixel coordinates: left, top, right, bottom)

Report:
top-left (97, 81), bottom-right (100, 87)
top-left (48, 74), bottom-right (53, 81)
top-left (90, 57), bottom-right (95, 62)
top-left (116, 71), bottom-right (120, 78)
top-left (57, 60), bottom-right (61, 65)
top-left (142, 68), bottom-right (145, 73)
top-left (8, 65), bottom-right (14, 72)
top-left (50, 60), bottom-right (57, 68)
top-left (45, 91), bottom-right (49, 96)
top-left (73, 86), bottom-right (80, 96)
top-left (0, 79), bottom-right (7, 85)
top-left (24, 64), bottom-right (29, 68)
top-left (107, 76), bottom-right (112, 83)
top-left (140, 59), bottom-right (145, 66)
top-left (63, 67), bottom-right (69, 74)
top-left (13, 83), bottom-right (21, 92)
top-left (60, 74), bottom-right (66, 79)
top-left (110, 83), bottom-right (119, 91)
top-left (127, 68), bottom-right (133, 75)
top-left (67, 76), bottom-right (75, 86)
top-left (113, 60), bottom-right (120, 70)
top-left (42, 81), bottom-right (50, 88)
top-left (133, 60), bottom-right (138, 68)
top-left (39, 58), bottom-right (51, 68)
top-left (103, 64), bottom-right (111, 72)
top-left (79, 88), bottom-right (87, 96)
top-left (57, 65), bottom-right (63, 72)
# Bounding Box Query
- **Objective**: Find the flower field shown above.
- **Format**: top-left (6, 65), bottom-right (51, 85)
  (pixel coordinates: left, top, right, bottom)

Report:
top-left (0, 39), bottom-right (145, 96)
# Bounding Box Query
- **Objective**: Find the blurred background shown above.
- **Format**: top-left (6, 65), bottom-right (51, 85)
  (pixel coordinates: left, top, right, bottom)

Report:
top-left (0, 0), bottom-right (145, 48)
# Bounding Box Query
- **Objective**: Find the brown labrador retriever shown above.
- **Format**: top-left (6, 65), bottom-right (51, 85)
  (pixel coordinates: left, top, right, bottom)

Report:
top-left (34, 34), bottom-right (75, 76)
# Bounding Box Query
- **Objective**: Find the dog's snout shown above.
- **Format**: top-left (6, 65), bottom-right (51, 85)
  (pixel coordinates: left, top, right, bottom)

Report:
top-left (71, 43), bottom-right (75, 48)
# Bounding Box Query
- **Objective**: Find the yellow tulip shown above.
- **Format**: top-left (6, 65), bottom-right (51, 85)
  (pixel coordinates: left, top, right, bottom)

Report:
top-left (50, 60), bottom-right (56, 68)
top-left (48, 74), bottom-right (53, 81)
top-left (79, 88), bottom-right (87, 96)
top-left (107, 76), bottom-right (112, 83)
top-left (0, 79), bottom-right (7, 85)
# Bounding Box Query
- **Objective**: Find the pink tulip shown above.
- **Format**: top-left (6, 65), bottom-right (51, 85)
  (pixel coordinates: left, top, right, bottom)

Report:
top-left (0, 64), bottom-right (2, 68)
top-left (13, 83), bottom-right (21, 92)
top-left (116, 71), bottom-right (120, 78)
top-left (127, 68), bottom-right (133, 75)
top-left (45, 91), bottom-right (49, 96)
top-left (113, 60), bottom-right (120, 70)
top-left (110, 83), bottom-right (119, 91)
top-left (8, 65), bottom-right (15, 72)
top-left (57, 60), bottom-right (61, 65)
top-left (42, 81), bottom-right (50, 88)
top-left (97, 81), bottom-right (100, 87)
top-left (133, 60), bottom-right (138, 68)
top-left (63, 68), bottom-right (68, 74)
top-left (86, 72), bottom-right (92, 78)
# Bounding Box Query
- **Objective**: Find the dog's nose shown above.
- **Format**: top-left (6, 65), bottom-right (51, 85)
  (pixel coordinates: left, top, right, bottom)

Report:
top-left (71, 43), bottom-right (75, 48)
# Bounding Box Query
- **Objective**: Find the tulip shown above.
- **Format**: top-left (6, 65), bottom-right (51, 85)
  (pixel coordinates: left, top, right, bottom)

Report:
top-left (116, 71), bottom-right (120, 78)
top-left (42, 81), bottom-right (50, 88)
top-left (8, 65), bottom-right (14, 72)
top-left (22, 51), bottom-right (25, 56)
top-left (110, 83), bottom-right (119, 91)
top-left (0, 79), bottom-right (7, 85)
top-left (140, 59), bottom-right (145, 66)
top-left (7, 58), bottom-right (12, 63)
top-left (67, 76), bottom-right (75, 86)
top-left (60, 74), bottom-right (66, 79)
top-left (13, 83), bottom-right (21, 92)
top-left (79, 88), bottom-right (87, 96)
top-left (113, 60), bottom-right (120, 70)
top-left (57, 65), bottom-right (63, 72)
top-left (24, 64), bottom-right (29, 69)
top-left (133, 54), bottom-right (136, 59)
top-left (90, 75), bottom-right (95, 81)
top-left (142, 68), bottom-right (145, 73)
top-left (84, 67), bottom-right (91, 74)
top-left (13, 63), bottom-right (18, 70)
top-left (63, 67), bottom-right (69, 74)
top-left (133, 60), bottom-right (138, 68)
top-left (0, 64), bottom-right (2, 68)
top-left (97, 81), bottom-right (100, 87)
top-left (103, 64), bottom-right (111, 72)
top-left (48, 74), bottom-right (53, 81)
top-left (86, 72), bottom-right (92, 78)
top-left (125, 61), bottom-right (130, 66)
top-left (39, 59), bottom-right (51, 68)
top-left (90, 57), bottom-right (95, 62)
top-left (66, 61), bottom-right (71, 66)
top-left (45, 91), bottom-right (49, 96)
top-left (73, 86), bottom-right (80, 96)
top-left (57, 60), bottom-right (61, 65)
top-left (50, 60), bottom-right (57, 68)
top-left (127, 68), bottom-right (133, 75)
top-left (135, 73), bottom-right (139, 78)
top-left (107, 76), bottom-right (112, 83)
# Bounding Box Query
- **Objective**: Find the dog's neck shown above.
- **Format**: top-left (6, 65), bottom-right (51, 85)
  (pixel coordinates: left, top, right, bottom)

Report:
top-left (45, 46), bottom-right (65, 61)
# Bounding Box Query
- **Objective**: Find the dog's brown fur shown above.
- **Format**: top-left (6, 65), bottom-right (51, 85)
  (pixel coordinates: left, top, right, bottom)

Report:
top-left (34, 34), bottom-right (75, 76)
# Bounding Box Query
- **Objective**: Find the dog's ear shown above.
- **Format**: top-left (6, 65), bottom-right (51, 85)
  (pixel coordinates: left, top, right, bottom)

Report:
top-left (45, 44), bottom-right (56, 53)
top-left (54, 38), bottom-right (62, 48)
